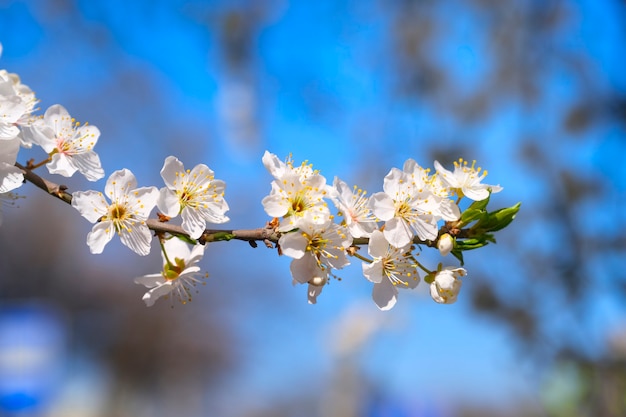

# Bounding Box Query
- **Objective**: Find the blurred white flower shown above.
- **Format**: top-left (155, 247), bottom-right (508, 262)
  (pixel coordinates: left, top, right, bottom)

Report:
top-left (23, 104), bottom-right (104, 181)
top-left (0, 137), bottom-right (23, 193)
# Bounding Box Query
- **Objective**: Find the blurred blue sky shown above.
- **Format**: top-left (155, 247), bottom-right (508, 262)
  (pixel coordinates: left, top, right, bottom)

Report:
top-left (1, 0), bottom-right (625, 416)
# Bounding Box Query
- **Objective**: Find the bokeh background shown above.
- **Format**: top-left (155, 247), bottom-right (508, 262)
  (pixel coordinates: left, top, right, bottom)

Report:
top-left (1, 0), bottom-right (625, 416)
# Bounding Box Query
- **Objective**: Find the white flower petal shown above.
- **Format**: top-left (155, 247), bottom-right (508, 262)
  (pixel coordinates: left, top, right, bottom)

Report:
top-left (119, 221), bottom-right (153, 256)
top-left (462, 185), bottom-right (490, 201)
top-left (279, 232), bottom-right (309, 259)
top-left (67, 151), bottom-right (104, 181)
top-left (369, 192), bottom-right (395, 221)
top-left (105, 169), bottom-right (137, 200)
top-left (134, 273), bottom-right (165, 288)
top-left (410, 215), bottom-right (438, 241)
top-left (372, 279), bottom-right (398, 311)
top-left (383, 217), bottom-right (413, 248)
top-left (44, 104), bottom-right (72, 133)
top-left (367, 230), bottom-right (389, 258)
top-left (71, 190), bottom-right (108, 223)
top-left (47, 153), bottom-right (78, 178)
top-left (129, 186), bottom-right (159, 218)
top-left (0, 164), bottom-right (24, 193)
top-left (262, 150), bottom-right (285, 179)
top-left (181, 205), bottom-right (207, 239)
top-left (142, 282), bottom-right (175, 307)
top-left (160, 155), bottom-right (185, 190)
top-left (86, 221), bottom-right (115, 254)
top-left (362, 259), bottom-right (384, 284)
top-left (290, 254), bottom-right (320, 284)
top-left (157, 188), bottom-right (180, 217)
top-left (439, 197), bottom-right (461, 221)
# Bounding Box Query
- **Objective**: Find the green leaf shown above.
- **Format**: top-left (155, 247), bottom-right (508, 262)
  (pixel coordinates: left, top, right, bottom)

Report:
top-left (467, 194), bottom-right (490, 211)
top-left (451, 249), bottom-right (465, 265)
top-left (460, 208), bottom-right (487, 224)
top-left (472, 202), bottom-right (521, 233)
top-left (458, 196), bottom-right (490, 225)
top-left (487, 202), bottom-right (521, 232)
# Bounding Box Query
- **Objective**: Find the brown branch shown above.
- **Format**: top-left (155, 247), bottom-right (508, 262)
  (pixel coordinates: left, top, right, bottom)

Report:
top-left (15, 162), bottom-right (73, 204)
top-left (15, 161), bottom-right (282, 246)
top-left (15, 162), bottom-right (464, 249)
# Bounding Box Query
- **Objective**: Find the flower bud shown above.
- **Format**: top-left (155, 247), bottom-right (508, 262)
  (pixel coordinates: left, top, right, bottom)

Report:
top-left (437, 233), bottom-right (454, 257)
top-left (309, 276), bottom-right (327, 286)
top-left (429, 267), bottom-right (466, 304)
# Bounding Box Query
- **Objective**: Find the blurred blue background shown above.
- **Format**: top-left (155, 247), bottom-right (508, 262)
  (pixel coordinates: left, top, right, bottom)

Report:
top-left (1, 0), bottom-right (625, 416)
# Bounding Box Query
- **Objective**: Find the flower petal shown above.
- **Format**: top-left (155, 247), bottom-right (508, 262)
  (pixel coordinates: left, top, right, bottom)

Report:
top-left (119, 221), bottom-right (153, 256)
top-left (372, 279), bottom-right (398, 311)
top-left (369, 192), bottom-right (395, 221)
top-left (134, 273), bottom-right (165, 288)
top-left (279, 231), bottom-right (309, 259)
top-left (383, 217), bottom-right (413, 248)
top-left (157, 188), bottom-right (180, 218)
top-left (71, 190), bottom-right (108, 223)
top-left (181, 205), bottom-right (207, 239)
top-left (47, 153), bottom-right (78, 178)
top-left (289, 254), bottom-right (320, 284)
top-left (86, 221), bottom-right (115, 254)
top-left (105, 169), bottom-right (137, 201)
top-left (160, 155), bottom-right (185, 190)
top-left (362, 259), bottom-right (384, 284)
top-left (142, 282), bottom-right (175, 307)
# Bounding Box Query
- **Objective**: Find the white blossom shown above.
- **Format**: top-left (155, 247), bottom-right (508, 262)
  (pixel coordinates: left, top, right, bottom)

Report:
top-left (23, 104), bottom-right (104, 181)
top-left (434, 158), bottom-right (502, 201)
top-left (0, 137), bottom-right (23, 194)
top-left (0, 69), bottom-right (38, 143)
top-left (429, 267), bottom-right (467, 304)
top-left (362, 230), bottom-right (419, 310)
top-left (279, 215), bottom-right (352, 303)
top-left (369, 163), bottom-right (440, 247)
top-left (135, 237), bottom-right (207, 306)
top-left (72, 169), bottom-right (158, 255)
top-left (157, 155), bottom-right (229, 239)
top-left (437, 233), bottom-right (454, 256)
top-left (329, 177), bottom-right (377, 238)
top-left (262, 151), bottom-right (331, 232)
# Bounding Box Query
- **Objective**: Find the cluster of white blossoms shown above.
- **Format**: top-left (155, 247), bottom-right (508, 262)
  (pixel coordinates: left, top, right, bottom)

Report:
top-left (0, 44), bottom-right (229, 306)
top-left (2, 42), bottom-right (518, 309)
top-left (261, 151), bottom-right (504, 310)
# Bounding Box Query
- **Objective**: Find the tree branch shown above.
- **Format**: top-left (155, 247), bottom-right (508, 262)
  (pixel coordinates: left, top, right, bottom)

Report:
top-left (15, 161), bottom-right (282, 246)
top-left (15, 162), bottom-right (466, 249)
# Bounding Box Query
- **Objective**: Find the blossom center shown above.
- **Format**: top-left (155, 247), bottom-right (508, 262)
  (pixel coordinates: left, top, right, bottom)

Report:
top-left (108, 203), bottom-right (128, 220)
top-left (288, 192), bottom-right (310, 217)
top-left (164, 258), bottom-right (186, 281)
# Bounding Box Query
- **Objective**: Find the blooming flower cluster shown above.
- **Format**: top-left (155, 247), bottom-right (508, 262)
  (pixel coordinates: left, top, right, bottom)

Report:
top-left (72, 159), bottom-right (230, 305)
top-left (262, 151), bottom-right (503, 310)
top-left (2, 41), bottom-right (518, 310)
top-left (0, 43), bottom-right (230, 306)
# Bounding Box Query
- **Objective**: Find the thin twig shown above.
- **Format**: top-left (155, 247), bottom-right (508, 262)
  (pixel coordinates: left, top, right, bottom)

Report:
top-left (15, 161), bottom-right (458, 248)
top-left (15, 161), bottom-right (282, 245)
